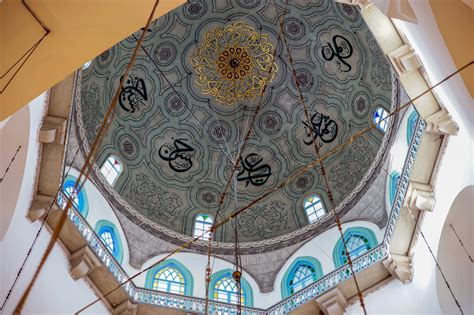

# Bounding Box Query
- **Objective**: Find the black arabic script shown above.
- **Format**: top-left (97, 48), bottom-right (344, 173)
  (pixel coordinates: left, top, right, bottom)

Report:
top-left (321, 35), bottom-right (353, 73)
top-left (119, 76), bottom-right (148, 113)
top-left (158, 138), bottom-right (195, 172)
top-left (302, 111), bottom-right (338, 145)
top-left (237, 153), bottom-right (272, 187)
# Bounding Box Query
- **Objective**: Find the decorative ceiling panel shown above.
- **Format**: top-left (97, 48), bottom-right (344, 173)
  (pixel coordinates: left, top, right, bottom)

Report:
top-left (78, 0), bottom-right (396, 243)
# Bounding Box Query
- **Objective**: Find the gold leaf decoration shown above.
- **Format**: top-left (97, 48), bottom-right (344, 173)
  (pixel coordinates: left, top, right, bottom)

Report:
top-left (191, 22), bottom-right (278, 105)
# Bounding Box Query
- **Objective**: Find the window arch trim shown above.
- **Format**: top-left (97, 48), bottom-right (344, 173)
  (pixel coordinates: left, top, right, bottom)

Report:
top-left (373, 107), bottom-right (389, 132)
top-left (208, 269), bottom-right (253, 307)
top-left (60, 175), bottom-right (89, 218)
top-left (100, 155), bottom-right (123, 186)
top-left (303, 194), bottom-right (326, 224)
top-left (332, 227), bottom-right (378, 268)
top-left (144, 259), bottom-right (193, 296)
top-left (389, 171), bottom-right (401, 206)
top-left (193, 213), bottom-right (214, 240)
top-left (281, 256), bottom-right (323, 298)
top-left (94, 220), bottom-right (124, 264)
top-left (406, 110), bottom-right (419, 145)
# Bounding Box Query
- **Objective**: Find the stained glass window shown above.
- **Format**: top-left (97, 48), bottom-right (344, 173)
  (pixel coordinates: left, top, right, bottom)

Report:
top-left (153, 266), bottom-right (185, 295)
top-left (289, 263), bottom-right (316, 294)
top-left (333, 227), bottom-right (378, 268)
top-left (194, 214), bottom-right (213, 240)
top-left (373, 107), bottom-right (389, 132)
top-left (100, 230), bottom-right (115, 253)
top-left (57, 177), bottom-right (88, 217)
top-left (214, 276), bottom-right (245, 305)
top-left (100, 155), bottom-right (122, 186)
top-left (304, 195), bottom-right (326, 224)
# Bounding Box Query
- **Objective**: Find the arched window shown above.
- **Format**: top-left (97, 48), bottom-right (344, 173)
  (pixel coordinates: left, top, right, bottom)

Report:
top-left (304, 195), bottom-right (326, 224)
top-left (95, 220), bottom-right (123, 263)
top-left (58, 176), bottom-right (88, 217)
top-left (193, 214), bottom-right (213, 240)
top-left (281, 257), bottom-right (323, 298)
top-left (373, 107), bottom-right (389, 132)
top-left (100, 155), bottom-right (122, 186)
top-left (389, 171), bottom-right (401, 206)
top-left (209, 269), bottom-right (253, 307)
top-left (333, 227), bottom-right (378, 268)
top-left (145, 259), bottom-right (193, 296)
top-left (406, 110), bottom-right (419, 145)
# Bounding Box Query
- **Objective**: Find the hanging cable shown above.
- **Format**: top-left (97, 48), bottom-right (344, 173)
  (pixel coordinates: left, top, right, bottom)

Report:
top-left (12, 1), bottom-right (162, 313)
top-left (272, 0), bottom-right (368, 311)
top-left (0, 145), bottom-right (21, 184)
top-left (73, 61), bottom-right (472, 314)
top-left (449, 224), bottom-right (473, 263)
top-left (1, 0), bottom-right (50, 93)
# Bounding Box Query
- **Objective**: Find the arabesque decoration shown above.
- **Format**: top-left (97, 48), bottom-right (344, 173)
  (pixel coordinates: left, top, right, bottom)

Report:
top-left (190, 22), bottom-right (278, 105)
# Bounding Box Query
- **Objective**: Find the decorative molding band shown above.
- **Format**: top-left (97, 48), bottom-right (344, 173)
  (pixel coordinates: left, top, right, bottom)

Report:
top-left (39, 115), bottom-right (68, 145)
top-left (424, 109), bottom-right (459, 136)
top-left (69, 245), bottom-right (102, 280)
top-left (112, 300), bottom-right (138, 315)
top-left (388, 44), bottom-right (422, 77)
top-left (383, 253), bottom-right (413, 284)
top-left (315, 287), bottom-right (348, 315)
top-left (27, 194), bottom-right (55, 222)
top-left (404, 181), bottom-right (435, 212)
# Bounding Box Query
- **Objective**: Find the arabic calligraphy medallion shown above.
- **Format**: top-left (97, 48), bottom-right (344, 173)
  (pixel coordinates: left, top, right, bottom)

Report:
top-left (158, 138), bottom-right (195, 173)
top-left (118, 75), bottom-right (148, 113)
top-left (302, 110), bottom-right (338, 146)
top-left (190, 22), bottom-right (278, 105)
top-left (237, 153), bottom-right (272, 187)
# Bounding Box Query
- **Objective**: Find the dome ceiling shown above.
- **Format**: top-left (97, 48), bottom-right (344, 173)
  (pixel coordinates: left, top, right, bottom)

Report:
top-left (79, 0), bottom-right (395, 244)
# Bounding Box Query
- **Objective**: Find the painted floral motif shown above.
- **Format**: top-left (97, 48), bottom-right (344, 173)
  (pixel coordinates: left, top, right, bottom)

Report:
top-left (366, 33), bottom-right (391, 91)
top-left (237, 201), bottom-right (288, 239)
top-left (127, 174), bottom-right (183, 224)
top-left (329, 137), bottom-right (375, 196)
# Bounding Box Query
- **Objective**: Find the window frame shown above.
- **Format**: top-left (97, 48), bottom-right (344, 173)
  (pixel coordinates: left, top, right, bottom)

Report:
top-left (100, 155), bottom-right (123, 186)
top-left (303, 194), bottom-right (326, 224)
top-left (193, 214), bottom-right (214, 241)
top-left (208, 269), bottom-right (253, 307)
top-left (373, 107), bottom-right (389, 132)
top-left (145, 259), bottom-right (194, 296)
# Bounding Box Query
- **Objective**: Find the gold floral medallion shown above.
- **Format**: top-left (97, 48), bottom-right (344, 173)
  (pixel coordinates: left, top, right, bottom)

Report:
top-left (191, 22), bottom-right (278, 105)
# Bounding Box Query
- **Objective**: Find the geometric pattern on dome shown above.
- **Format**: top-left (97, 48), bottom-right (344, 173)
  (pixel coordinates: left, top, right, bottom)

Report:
top-left (79, 0), bottom-right (395, 244)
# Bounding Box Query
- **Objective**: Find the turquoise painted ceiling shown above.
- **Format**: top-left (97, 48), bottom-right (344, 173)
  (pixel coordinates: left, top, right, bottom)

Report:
top-left (79, 0), bottom-right (395, 243)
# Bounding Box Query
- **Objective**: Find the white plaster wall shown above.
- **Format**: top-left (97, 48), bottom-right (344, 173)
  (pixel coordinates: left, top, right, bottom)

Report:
top-left (65, 168), bottom-right (135, 275)
top-left (384, 107), bottom-right (416, 214)
top-left (346, 0), bottom-right (474, 313)
top-left (0, 97), bottom-right (108, 315)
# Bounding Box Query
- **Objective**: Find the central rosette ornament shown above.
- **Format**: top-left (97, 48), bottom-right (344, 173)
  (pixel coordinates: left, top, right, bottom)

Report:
top-left (191, 22), bottom-right (278, 105)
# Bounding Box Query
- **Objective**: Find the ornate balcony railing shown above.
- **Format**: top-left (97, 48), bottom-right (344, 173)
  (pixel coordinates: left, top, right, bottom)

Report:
top-left (61, 117), bottom-right (424, 314)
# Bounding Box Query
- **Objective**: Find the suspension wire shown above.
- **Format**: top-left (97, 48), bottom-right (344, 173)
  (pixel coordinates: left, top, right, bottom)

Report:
top-left (73, 61), bottom-right (473, 314)
top-left (1, 80), bottom-right (85, 311)
top-left (131, 34), bottom-right (235, 166)
top-left (0, 145), bottom-right (22, 184)
top-left (1, 135), bottom-right (85, 311)
top-left (12, 1), bottom-right (162, 313)
top-left (0, 0), bottom-right (50, 93)
top-left (406, 208), bottom-right (464, 314)
top-left (204, 8), bottom-right (290, 313)
top-left (374, 129), bottom-right (464, 315)
top-left (449, 224), bottom-right (474, 263)
top-left (272, 1), bottom-right (368, 312)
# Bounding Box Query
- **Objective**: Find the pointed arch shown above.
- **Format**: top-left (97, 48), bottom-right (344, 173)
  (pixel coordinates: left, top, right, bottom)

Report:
top-left (94, 220), bottom-right (123, 264)
top-left (58, 175), bottom-right (89, 218)
top-left (145, 259), bottom-right (193, 296)
top-left (332, 227), bottom-right (378, 268)
top-left (281, 256), bottom-right (323, 298)
top-left (208, 269), bottom-right (254, 307)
